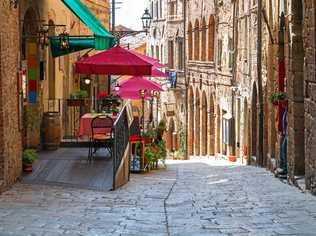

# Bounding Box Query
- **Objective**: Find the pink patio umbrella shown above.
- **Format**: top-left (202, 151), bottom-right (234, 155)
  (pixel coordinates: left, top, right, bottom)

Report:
top-left (114, 76), bottom-right (163, 130)
top-left (130, 50), bottom-right (166, 68)
top-left (114, 76), bottom-right (163, 100)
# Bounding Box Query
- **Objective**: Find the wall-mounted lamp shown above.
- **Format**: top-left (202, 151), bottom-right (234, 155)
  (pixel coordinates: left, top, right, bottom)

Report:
top-left (59, 31), bottom-right (70, 50)
top-left (84, 78), bottom-right (91, 85)
top-left (114, 84), bottom-right (120, 92)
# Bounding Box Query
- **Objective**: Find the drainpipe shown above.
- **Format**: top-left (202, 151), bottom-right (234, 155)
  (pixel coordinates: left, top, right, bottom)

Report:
top-left (231, 0), bottom-right (237, 157)
top-left (257, 0), bottom-right (264, 167)
top-left (184, 0), bottom-right (189, 160)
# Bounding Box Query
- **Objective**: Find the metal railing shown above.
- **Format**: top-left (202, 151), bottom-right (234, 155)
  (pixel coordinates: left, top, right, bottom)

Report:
top-left (112, 105), bottom-right (130, 189)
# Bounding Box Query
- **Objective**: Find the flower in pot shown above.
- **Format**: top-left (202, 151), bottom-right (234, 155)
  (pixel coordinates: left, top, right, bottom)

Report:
top-left (22, 149), bottom-right (38, 173)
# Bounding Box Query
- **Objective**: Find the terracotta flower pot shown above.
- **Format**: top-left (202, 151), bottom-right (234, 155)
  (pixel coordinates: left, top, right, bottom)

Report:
top-left (229, 156), bottom-right (237, 162)
top-left (23, 163), bottom-right (33, 173)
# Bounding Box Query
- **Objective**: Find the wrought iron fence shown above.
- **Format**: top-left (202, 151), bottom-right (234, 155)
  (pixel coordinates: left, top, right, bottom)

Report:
top-left (113, 105), bottom-right (130, 187)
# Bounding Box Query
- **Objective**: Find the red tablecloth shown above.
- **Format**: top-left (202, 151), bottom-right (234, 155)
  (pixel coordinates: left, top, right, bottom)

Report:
top-left (78, 113), bottom-right (117, 138)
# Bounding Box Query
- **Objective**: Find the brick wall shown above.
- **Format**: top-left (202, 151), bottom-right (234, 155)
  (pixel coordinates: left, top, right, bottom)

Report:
top-left (0, 3), bottom-right (23, 192)
top-left (304, 0), bottom-right (316, 192)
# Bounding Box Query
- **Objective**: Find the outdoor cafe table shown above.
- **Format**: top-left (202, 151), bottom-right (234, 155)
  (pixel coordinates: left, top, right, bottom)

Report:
top-left (78, 113), bottom-right (117, 138)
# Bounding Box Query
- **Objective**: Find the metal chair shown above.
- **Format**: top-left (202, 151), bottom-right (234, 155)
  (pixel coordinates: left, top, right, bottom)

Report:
top-left (88, 115), bottom-right (114, 162)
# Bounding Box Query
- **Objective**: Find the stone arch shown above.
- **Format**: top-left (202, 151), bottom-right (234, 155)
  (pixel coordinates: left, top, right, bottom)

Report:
top-left (201, 91), bottom-right (208, 155)
top-left (208, 95), bottom-right (215, 155)
top-left (208, 15), bottom-right (215, 61)
top-left (188, 22), bottom-right (193, 60)
top-left (194, 19), bottom-right (200, 61)
top-left (251, 83), bottom-right (258, 160)
top-left (201, 17), bottom-right (207, 61)
top-left (188, 86), bottom-right (194, 155)
top-left (195, 88), bottom-right (201, 155)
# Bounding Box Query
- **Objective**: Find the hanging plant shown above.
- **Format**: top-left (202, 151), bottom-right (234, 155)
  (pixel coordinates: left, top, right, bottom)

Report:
top-left (269, 92), bottom-right (287, 106)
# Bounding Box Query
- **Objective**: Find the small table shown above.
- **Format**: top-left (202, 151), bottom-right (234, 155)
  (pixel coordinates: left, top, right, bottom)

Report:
top-left (78, 113), bottom-right (117, 138)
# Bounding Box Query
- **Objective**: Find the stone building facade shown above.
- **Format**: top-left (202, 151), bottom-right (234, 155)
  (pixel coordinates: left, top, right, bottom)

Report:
top-left (186, 0), bottom-right (235, 158)
top-left (0, 1), bottom-right (22, 191)
top-left (147, 0), bottom-right (186, 155)
top-left (0, 0), bottom-right (110, 192)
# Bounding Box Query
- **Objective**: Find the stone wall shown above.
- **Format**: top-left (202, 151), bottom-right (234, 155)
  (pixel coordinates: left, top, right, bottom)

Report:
top-left (0, 2), bottom-right (23, 192)
top-left (304, 0), bottom-right (316, 192)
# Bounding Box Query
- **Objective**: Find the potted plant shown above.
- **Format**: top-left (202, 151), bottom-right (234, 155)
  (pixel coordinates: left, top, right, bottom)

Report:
top-left (144, 145), bottom-right (156, 170)
top-left (22, 149), bottom-right (38, 172)
top-left (67, 89), bottom-right (88, 106)
top-left (269, 92), bottom-right (287, 106)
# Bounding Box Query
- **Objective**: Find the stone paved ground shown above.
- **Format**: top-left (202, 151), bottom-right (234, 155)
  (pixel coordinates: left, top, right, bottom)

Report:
top-left (1, 158), bottom-right (316, 236)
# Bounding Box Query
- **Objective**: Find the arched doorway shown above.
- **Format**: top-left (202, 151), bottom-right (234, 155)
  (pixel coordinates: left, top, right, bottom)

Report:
top-left (167, 118), bottom-right (175, 152)
top-left (216, 105), bottom-right (221, 154)
top-left (188, 86), bottom-right (194, 155)
top-left (195, 88), bottom-right (200, 155)
top-left (201, 91), bottom-right (207, 155)
top-left (251, 83), bottom-right (258, 161)
top-left (243, 99), bottom-right (249, 162)
top-left (21, 7), bottom-right (40, 148)
top-left (209, 96), bottom-right (215, 155)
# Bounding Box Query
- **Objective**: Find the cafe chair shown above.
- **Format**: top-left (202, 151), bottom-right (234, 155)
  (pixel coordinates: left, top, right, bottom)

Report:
top-left (88, 115), bottom-right (114, 162)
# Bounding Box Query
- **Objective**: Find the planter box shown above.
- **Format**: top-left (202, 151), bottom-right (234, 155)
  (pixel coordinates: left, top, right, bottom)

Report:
top-left (229, 156), bottom-right (237, 162)
top-left (67, 99), bottom-right (86, 107)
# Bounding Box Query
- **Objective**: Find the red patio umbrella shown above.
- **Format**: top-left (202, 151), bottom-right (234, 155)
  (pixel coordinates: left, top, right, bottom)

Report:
top-left (130, 50), bottom-right (166, 68)
top-left (75, 45), bottom-right (153, 76)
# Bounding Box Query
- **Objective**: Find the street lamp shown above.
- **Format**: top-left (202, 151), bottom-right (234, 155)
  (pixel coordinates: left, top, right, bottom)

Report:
top-left (141, 9), bottom-right (152, 33)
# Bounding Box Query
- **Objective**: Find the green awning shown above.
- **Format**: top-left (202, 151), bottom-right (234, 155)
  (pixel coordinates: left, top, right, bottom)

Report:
top-left (50, 36), bottom-right (95, 57)
top-left (61, 0), bottom-right (115, 49)
top-left (51, 0), bottom-right (116, 57)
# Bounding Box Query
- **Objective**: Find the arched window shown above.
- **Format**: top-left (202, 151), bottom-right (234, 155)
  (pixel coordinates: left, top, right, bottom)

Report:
top-left (208, 15), bottom-right (215, 61)
top-left (201, 17), bottom-right (207, 61)
top-left (194, 19), bottom-right (200, 61)
top-left (188, 22), bottom-right (193, 60)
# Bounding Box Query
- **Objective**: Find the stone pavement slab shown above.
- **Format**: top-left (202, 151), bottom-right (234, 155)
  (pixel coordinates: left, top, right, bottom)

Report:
top-left (1, 158), bottom-right (316, 235)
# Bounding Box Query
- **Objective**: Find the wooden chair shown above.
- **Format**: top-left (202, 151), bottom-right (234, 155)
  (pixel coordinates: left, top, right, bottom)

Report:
top-left (88, 115), bottom-right (114, 162)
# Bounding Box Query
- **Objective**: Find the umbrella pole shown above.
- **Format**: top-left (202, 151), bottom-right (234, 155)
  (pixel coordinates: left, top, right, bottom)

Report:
top-left (142, 97), bottom-right (145, 132)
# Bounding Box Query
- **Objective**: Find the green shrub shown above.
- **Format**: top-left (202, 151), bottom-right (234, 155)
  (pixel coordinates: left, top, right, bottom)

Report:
top-left (22, 149), bottom-right (38, 164)
top-left (70, 90), bottom-right (88, 99)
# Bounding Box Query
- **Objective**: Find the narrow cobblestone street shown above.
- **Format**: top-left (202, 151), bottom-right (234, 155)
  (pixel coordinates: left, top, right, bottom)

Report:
top-left (1, 159), bottom-right (316, 236)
